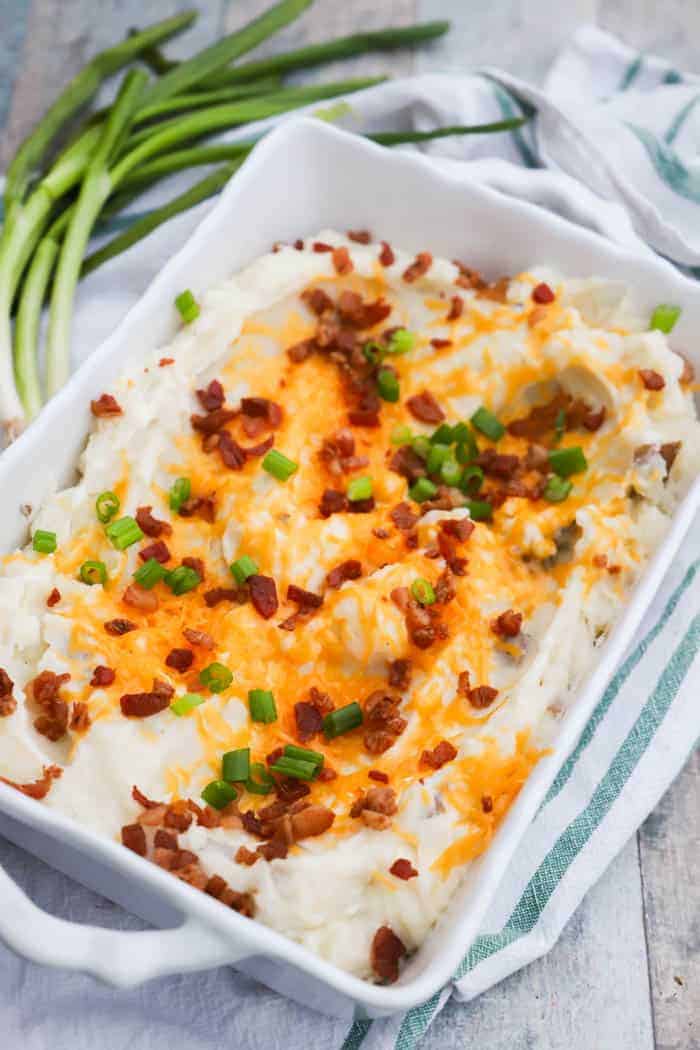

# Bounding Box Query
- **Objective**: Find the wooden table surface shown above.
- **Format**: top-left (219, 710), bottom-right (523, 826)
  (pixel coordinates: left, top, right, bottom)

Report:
top-left (1, 2), bottom-right (698, 1048)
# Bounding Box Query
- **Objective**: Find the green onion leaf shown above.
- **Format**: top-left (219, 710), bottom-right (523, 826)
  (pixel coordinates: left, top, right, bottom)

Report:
top-left (455, 429), bottom-right (479, 463)
top-left (262, 448), bottom-right (298, 482)
top-left (440, 456), bottom-right (463, 487)
top-left (411, 436), bottom-right (431, 461)
top-left (460, 464), bottom-right (484, 496)
top-left (283, 743), bottom-right (324, 770)
top-left (199, 661), bottom-right (233, 694)
top-left (95, 490), bottom-right (120, 524)
top-left (248, 688), bottom-right (277, 723)
top-left (245, 761), bottom-right (274, 795)
top-left (650, 303), bottom-right (681, 334)
top-left (426, 443), bottom-right (450, 474)
top-left (385, 328), bottom-right (414, 355)
top-left (543, 476), bottom-right (573, 503)
top-left (323, 701), bottom-right (363, 739)
top-left (470, 406), bottom-right (505, 441)
top-left (170, 692), bottom-right (205, 717)
top-left (169, 476), bottom-right (191, 512)
top-left (79, 560), bottom-right (107, 586)
top-left (430, 423), bottom-right (454, 445)
top-left (222, 747), bottom-right (250, 782)
top-left (270, 756), bottom-right (318, 781)
top-left (411, 577), bottom-right (436, 605)
top-left (377, 367), bottom-right (399, 402)
top-left (230, 554), bottom-right (259, 584)
top-left (133, 557), bottom-right (166, 589)
top-left (32, 530), bottom-right (57, 554)
top-left (548, 446), bottom-right (587, 478)
top-left (347, 475), bottom-right (373, 502)
top-left (391, 424), bottom-right (413, 446)
top-left (164, 565), bottom-right (201, 595)
top-left (409, 477), bottom-right (438, 503)
top-left (200, 779), bottom-right (237, 809)
top-left (466, 499), bottom-right (493, 521)
top-left (175, 288), bottom-right (200, 324)
top-left (106, 515), bottom-right (143, 550)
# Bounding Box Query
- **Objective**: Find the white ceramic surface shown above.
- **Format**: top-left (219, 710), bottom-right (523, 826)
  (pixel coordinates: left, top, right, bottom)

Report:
top-left (0, 117), bottom-right (698, 1019)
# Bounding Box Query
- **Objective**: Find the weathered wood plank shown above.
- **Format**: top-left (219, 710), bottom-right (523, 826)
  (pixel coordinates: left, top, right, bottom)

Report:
top-left (0, 0), bottom-right (32, 135)
top-left (639, 750), bottom-right (700, 1050)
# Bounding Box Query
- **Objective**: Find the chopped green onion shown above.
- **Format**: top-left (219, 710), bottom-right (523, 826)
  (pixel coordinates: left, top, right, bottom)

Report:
top-left (168, 476), bottom-right (191, 512)
top-left (199, 661), bottom-right (233, 694)
top-left (245, 762), bottom-right (274, 795)
top-left (430, 423), bottom-right (454, 445)
top-left (79, 560), bottom-right (107, 586)
top-left (175, 288), bottom-right (200, 324)
top-left (409, 477), bottom-right (438, 502)
top-left (270, 756), bottom-right (318, 781)
top-left (460, 464), bottom-right (484, 496)
top-left (283, 744), bottom-right (324, 770)
top-left (164, 565), bottom-right (201, 596)
top-left (106, 515), bottom-right (143, 550)
top-left (230, 554), bottom-right (258, 584)
top-left (650, 303), bottom-right (681, 334)
top-left (455, 430), bottom-right (479, 463)
top-left (323, 701), bottom-right (363, 739)
top-left (222, 747), bottom-right (250, 782)
top-left (385, 328), bottom-right (414, 354)
top-left (440, 456), bottom-right (463, 487)
top-left (426, 443), bottom-right (450, 474)
top-left (32, 530), bottom-right (57, 554)
top-left (95, 490), bottom-right (120, 524)
top-left (200, 779), bottom-right (237, 810)
top-left (411, 436), bottom-right (431, 461)
top-left (470, 406), bottom-right (505, 441)
top-left (411, 577), bottom-right (436, 605)
top-left (377, 367), bottom-right (399, 402)
top-left (543, 476), bottom-right (573, 503)
top-left (554, 408), bottom-right (566, 445)
top-left (133, 557), bottom-right (166, 589)
top-left (466, 499), bottom-right (493, 521)
top-left (391, 424), bottom-right (413, 446)
top-left (548, 446), bottom-right (587, 477)
top-left (248, 688), bottom-right (277, 723)
top-left (170, 692), bottom-right (205, 717)
top-left (363, 340), bottom-right (384, 364)
top-left (262, 448), bottom-right (298, 482)
top-left (347, 475), bottom-right (373, 502)
top-left (452, 422), bottom-right (472, 445)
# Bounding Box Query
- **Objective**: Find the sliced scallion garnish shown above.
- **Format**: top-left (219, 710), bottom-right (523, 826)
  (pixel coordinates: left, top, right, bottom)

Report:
top-left (270, 755), bottom-right (318, 781)
top-left (199, 662), bottom-right (233, 693)
top-left (106, 515), bottom-right (143, 550)
top-left (466, 499), bottom-right (493, 521)
top-left (425, 443), bottom-right (450, 474)
top-left (460, 464), bottom-right (484, 496)
top-left (409, 477), bottom-right (438, 502)
top-left (283, 743), bottom-right (324, 770)
top-left (221, 747), bottom-right (250, 782)
top-left (133, 557), bottom-right (166, 589)
top-left (470, 406), bottom-right (505, 441)
top-left (323, 701), bottom-right (363, 739)
top-left (245, 761), bottom-right (275, 795)
top-left (377, 367), bottom-right (399, 402)
top-left (391, 423), bottom-right (413, 446)
top-left (347, 475), bottom-right (373, 502)
top-left (230, 554), bottom-right (258, 585)
top-left (79, 559), bottom-right (107, 585)
top-left (548, 446), bottom-right (587, 478)
top-left (385, 328), bottom-right (414, 354)
top-left (32, 530), bottom-right (57, 554)
top-left (650, 303), bottom-right (681, 334)
top-left (411, 577), bottom-right (436, 605)
top-left (200, 779), bottom-right (237, 809)
top-left (175, 288), bottom-right (200, 324)
top-left (411, 436), bottom-right (431, 461)
top-left (95, 490), bottom-right (120, 524)
top-left (170, 692), bottom-right (205, 717)
top-left (440, 456), bottom-right (462, 487)
top-left (164, 564), bottom-right (201, 595)
top-left (262, 448), bottom-right (298, 482)
top-left (168, 476), bottom-right (191, 513)
top-left (430, 423), bottom-right (454, 445)
top-left (248, 688), bottom-right (277, 723)
top-left (543, 476), bottom-right (573, 503)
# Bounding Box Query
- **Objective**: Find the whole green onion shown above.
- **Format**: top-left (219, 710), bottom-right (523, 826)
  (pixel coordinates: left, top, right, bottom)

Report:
top-left (650, 304), bottom-right (681, 334)
top-left (170, 692), bottom-right (205, 716)
top-left (248, 688), bottom-right (277, 723)
top-left (201, 779), bottom-right (237, 809)
top-left (471, 406), bottom-right (505, 441)
top-left (543, 476), bottom-right (573, 503)
top-left (323, 701), bottom-right (363, 740)
top-left (169, 476), bottom-right (191, 512)
top-left (230, 554), bottom-right (258, 584)
top-left (262, 448), bottom-right (298, 482)
top-left (96, 490), bottom-right (120, 523)
top-left (466, 499), bottom-right (493, 521)
top-left (32, 530), bottom-right (57, 554)
top-left (548, 446), bottom-right (587, 478)
top-left (347, 475), bottom-right (373, 502)
top-left (199, 662), bottom-right (233, 693)
top-left (106, 515), bottom-right (143, 550)
top-left (165, 565), bottom-right (201, 595)
top-left (377, 367), bottom-right (400, 402)
top-left (79, 560), bottom-right (107, 585)
top-left (175, 289), bottom-right (200, 324)
top-left (411, 578), bottom-right (436, 606)
top-left (133, 557), bottom-right (166, 589)
top-left (409, 477), bottom-right (438, 503)
top-left (222, 747), bottom-right (250, 782)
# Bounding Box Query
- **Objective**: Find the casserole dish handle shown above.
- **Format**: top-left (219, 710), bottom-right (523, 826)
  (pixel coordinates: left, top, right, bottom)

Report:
top-left (0, 862), bottom-right (252, 986)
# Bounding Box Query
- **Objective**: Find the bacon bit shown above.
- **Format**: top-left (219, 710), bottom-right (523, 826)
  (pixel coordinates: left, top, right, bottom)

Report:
top-left (482, 794), bottom-right (494, 813)
top-left (182, 627), bottom-right (214, 649)
top-left (120, 687), bottom-right (171, 718)
top-left (204, 876), bottom-right (255, 917)
top-left (405, 597), bottom-right (438, 650)
top-left (453, 260), bottom-right (485, 289)
top-left (241, 396), bottom-right (283, 429)
top-left (430, 337), bottom-right (452, 349)
top-left (680, 356), bottom-right (695, 385)
top-left (236, 846), bottom-right (260, 866)
top-left (437, 532), bottom-right (467, 577)
top-left (593, 554), bottom-right (608, 569)
top-left (288, 804), bottom-right (334, 841)
top-left (639, 369), bottom-right (665, 391)
top-left (379, 241), bottom-right (395, 266)
top-left (132, 785), bottom-right (162, 810)
top-left (319, 427), bottom-right (360, 477)
top-left (0, 669), bottom-right (16, 717)
top-left (371, 925), bottom-right (406, 983)
top-left (348, 407), bottom-right (380, 427)
top-left (348, 496), bottom-right (375, 514)
top-left (293, 701), bottom-right (323, 743)
top-left (70, 702), bottom-right (90, 732)
top-left (406, 389), bottom-right (445, 424)
top-left (302, 287), bottom-right (334, 316)
top-left (29, 670), bottom-right (71, 741)
top-left (121, 824), bottom-right (147, 856)
top-left (583, 404), bottom-right (606, 431)
top-left (446, 295), bottom-right (464, 321)
top-left (178, 495), bottom-right (216, 522)
top-left (403, 251), bottom-right (432, 283)
top-left (319, 488), bottom-right (349, 518)
top-left (660, 441), bottom-right (682, 472)
top-left (287, 337), bottom-right (316, 363)
top-left (420, 740), bottom-right (457, 769)
top-left (196, 379), bottom-right (225, 412)
top-left (137, 542), bottom-right (170, 568)
top-left (337, 291), bottom-right (392, 329)
top-left (166, 648), bottom-right (194, 673)
top-left (332, 245), bottom-right (353, 275)
top-left (204, 586), bottom-right (245, 608)
top-left (389, 448), bottom-right (426, 486)
top-left (123, 584), bottom-right (159, 613)
top-left (154, 829), bottom-right (178, 851)
top-left (313, 241), bottom-right (333, 253)
top-left (388, 658), bottom-right (412, 690)
top-left (164, 804), bottom-right (193, 832)
top-left (468, 685), bottom-right (499, 709)
top-left (136, 506), bottom-right (172, 538)
top-left (532, 282), bottom-right (555, 304)
top-left (191, 407), bottom-right (238, 435)
top-left (351, 786), bottom-right (398, 823)
top-left (89, 665), bottom-right (115, 689)
top-left (46, 587), bottom-right (61, 608)
top-left (363, 692), bottom-right (407, 755)
top-left (479, 276), bottom-right (510, 302)
top-left (91, 393), bottom-right (122, 417)
top-left (180, 557), bottom-right (204, 581)
top-left (369, 770), bottom-right (389, 783)
top-left (159, 357), bottom-right (174, 367)
top-left (348, 229), bottom-right (371, 244)
top-left (287, 584), bottom-right (323, 610)
top-left (390, 858), bottom-right (418, 880)
top-left (216, 429), bottom-right (247, 470)
top-left (0, 764), bottom-right (62, 800)
top-left (492, 609), bottom-right (522, 638)
top-left (434, 567), bottom-right (457, 605)
top-left (440, 517), bottom-right (475, 542)
top-left (326, 559), bottom-right (362, 589)
top-left (294, 239), bottom-right (304, 250)
top-left (248, 575), bottom-right (278, 619)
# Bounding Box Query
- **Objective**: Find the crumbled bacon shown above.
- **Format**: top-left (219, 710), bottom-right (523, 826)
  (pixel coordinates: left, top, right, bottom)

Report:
top-left (398, 593), bottom-right (440, 650)
top-left (437, 532), bottom-right (467, 577)
top-left (248, 575), bottom-right (278, 619)
top-left (431, 338), bottom-right (452, 349)
top-left (453, 260), bottom-right (485, 289)
top-left (477, 449), bottom-right (521, 480)
top-left (302, 287), bottom-right (334, 316)
top-left (351, 785), bottom-right (398, 827)
top-left (164, 803), bottom-right (193, 832)
top-left (182, 627), bottom-right (214, 649)
top-left (440, 517), bottom-right (474, 542)
top-left (390, 502), bottom-right (419, 533)
top-left (29, 670), bottom-right (70, 741)
top-left (214, 429), bottom-right (247, 470)
top-left (348, 229), bottom-right (371, 244)
top-left (326, 559), bottom-right (362, 589)
top-left (204, 587), bottom-right (245, 607)
top-left (294, 701), bottom-right (323, 743)
top-left (91, 393), bottom-right (122, 417)
top-left (319, 428), bottom-right (366, 477)
top-left (348, 407), bottom-right (381, 428)
top-left (402, 251), bottom-right (432, 283)
top-left (136, 506), bottom-right (172, 538)
top-left (70, 702), bottom-right (90, 732)
top-left (46, 587), bottom-right (61, 608)
top-left (0, 669), bottom-right (16, 717)
top-left (178, 495), bottom-right (216, 522)
top-left (154, 829), bottom-right (178, 851)
top-left (121, 823), bottom-right (147, 856)
top-left (332, 246), bottom-right (353, 275)
top-left (532, 282), bottom-right (555, 304)
top-left (290, 804), bottom-right (335, 840)
top-left (492, 609), bottom-right (522, 638)
top-left (379, 241), bottom-right (395, 266)
top-left (0, 764), bottom-right (62, 800)
top-left (319, 488), bottom-right (349, 518)
top-left (369, 769), bottom-right (389, 783)
top-left (132, 785), bottom-right (162, 809)
top-left (388, 658), bottom-right (412, 691)
top-left (371, 925), bottom-right (406, 983)
top-left (159, 357), bottom-right (174, 367)
top-left (204, 876), bottom-right (255, 916)
top-left (337, 291), bottom-right (392, 329)
top-left (479, 276), bottom-right (510, 302)
top-left (639, 368), bottom-right (665, 391)
top-left (196, 379), bottom-right (225, 412)
top-left (468, 685), bottom-right (499, 709)
top-left (190, 407), bottom-right (238, 434)
top-left (390, 858), bottom-right (418, 880)
top-left (434, 567), bottom-right (457, 605)
top-left (420, 740), bottom-right (457, 769)
top-left (389, 447), bottom-right (426, 484)
top-left (166, 648), bottom-right (194, 673)
top-left (139, 540), bottom-right (170, 563)
top-left (123, 584), bottom-right (159, 613)
top-left (236, 846), bottom-right (260, 866)
top-left (88, 666), bottom-right (115, 691)
top-left (406, 389), bottom-right (445, 424)
top-left (482, 795), bottom-right (494, 813)
top-left (313, 241), bottom-right (333, 253)
top-left (287, 584), bottom-right (323, 611)
top-left (363, 691), bottom-right (407, 755)
top-left (446, 295), bottom-right (464, 321)
top-left (241, 397), bottom-right (283, 430)
top-left (120, 685), bottom-right (171, 718)
top-left (508, 392), bottom-right (604, 439)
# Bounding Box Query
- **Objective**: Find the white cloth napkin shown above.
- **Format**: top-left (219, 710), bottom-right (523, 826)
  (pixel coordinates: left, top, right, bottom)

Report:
top-left (2, 25), bottom-right (699, 1050)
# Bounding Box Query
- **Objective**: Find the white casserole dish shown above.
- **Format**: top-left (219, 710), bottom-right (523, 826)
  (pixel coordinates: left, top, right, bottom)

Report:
top-left (0, 117), bottom-right (698, 1019)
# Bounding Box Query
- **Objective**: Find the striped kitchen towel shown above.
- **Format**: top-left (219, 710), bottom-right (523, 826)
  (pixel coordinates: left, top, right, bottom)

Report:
top-left (2, 25), bottom-right (699, 1050)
